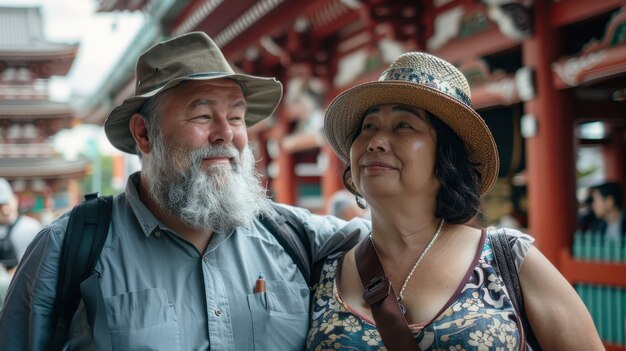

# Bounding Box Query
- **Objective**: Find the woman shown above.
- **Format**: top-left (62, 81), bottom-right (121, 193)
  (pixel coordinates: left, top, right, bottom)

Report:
top-left (306, 52), bottom-right (603, 350)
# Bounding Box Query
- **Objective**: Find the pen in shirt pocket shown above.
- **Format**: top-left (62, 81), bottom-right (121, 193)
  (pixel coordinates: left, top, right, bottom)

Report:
top-left (254, 271), bottom-right (266, 294)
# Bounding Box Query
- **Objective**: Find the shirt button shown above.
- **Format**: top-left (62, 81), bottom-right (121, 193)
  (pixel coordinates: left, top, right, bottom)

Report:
top-left (203, 256), bottom-right (208, 263)
top-left (154, 231), bottom-right (161, 238)
top-left (214, 308), bottom-right (222, 316)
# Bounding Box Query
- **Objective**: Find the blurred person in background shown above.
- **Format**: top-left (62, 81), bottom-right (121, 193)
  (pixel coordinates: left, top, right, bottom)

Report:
top-left (576, 190), bottom-right (597, 233)
top-left (328, 189), bottom-right (368, 220)
top-left (590, 181), bottom-right (625, 245)
top-left (0, 177), bottom-right (42, 305)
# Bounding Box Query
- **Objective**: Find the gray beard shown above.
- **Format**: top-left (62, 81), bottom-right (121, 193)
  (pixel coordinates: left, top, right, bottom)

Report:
top-left (142, 135), bottom-right (271, 233)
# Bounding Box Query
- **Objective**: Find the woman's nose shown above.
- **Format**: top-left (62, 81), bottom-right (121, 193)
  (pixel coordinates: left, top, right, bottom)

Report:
top-left (367, 131), bottom-right (389, 152)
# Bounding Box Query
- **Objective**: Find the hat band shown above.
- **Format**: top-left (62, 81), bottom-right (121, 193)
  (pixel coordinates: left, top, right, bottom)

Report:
top-left (379, 68), bottom-right (472, 107)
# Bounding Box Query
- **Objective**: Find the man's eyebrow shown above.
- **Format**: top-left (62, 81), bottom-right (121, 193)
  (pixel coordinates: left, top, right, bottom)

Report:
top-left (189, 99), bottom-right (215, 109)
top-left (232, 100), bottom-right (247, 110)
top-left (188, 99), bottom-right (247, 110)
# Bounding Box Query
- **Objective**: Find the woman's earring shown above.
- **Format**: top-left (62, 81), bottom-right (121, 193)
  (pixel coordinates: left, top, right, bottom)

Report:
top-left (355, 193), bottom-right (367, 209)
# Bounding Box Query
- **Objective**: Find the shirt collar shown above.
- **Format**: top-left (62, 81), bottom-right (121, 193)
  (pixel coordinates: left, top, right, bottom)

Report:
top-left (125, 172), bottom-right (166, 238)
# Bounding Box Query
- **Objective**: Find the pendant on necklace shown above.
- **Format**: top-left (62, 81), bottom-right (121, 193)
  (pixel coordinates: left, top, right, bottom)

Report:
top-left (398, 300), bottom-right (407, 315)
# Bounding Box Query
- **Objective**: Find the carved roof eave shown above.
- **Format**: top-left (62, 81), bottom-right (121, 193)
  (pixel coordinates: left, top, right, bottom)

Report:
top-left (471, 79), bottom-right (523, 110)
top-left (552, 6), bottom-right (626, 89)
top-left (0, 45), bottom-right (78, 61)
top-left (552, 44), bottom-right (626, 89)
top-left (97, 0), bottom-right (149, 12)
top-left (0, 101), bottom-right (75, 118)
top-left (0, 157), bottom-right (90, 179)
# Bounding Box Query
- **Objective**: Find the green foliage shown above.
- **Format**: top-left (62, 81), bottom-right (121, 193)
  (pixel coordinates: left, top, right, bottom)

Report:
top-left (79, 154), bottom-right (118, 196)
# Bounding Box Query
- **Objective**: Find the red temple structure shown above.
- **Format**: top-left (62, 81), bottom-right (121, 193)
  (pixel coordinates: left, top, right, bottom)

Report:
top-left (0, 6), bottom-right (90, 221)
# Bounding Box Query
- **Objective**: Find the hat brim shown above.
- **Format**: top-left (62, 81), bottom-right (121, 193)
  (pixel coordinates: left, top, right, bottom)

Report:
top-left (104, 73), bottom-right (282, 154)
top-left (324, 81), bottom-right (499, 196)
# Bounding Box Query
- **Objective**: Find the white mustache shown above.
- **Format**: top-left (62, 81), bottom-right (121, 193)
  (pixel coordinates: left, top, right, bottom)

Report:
top-left (191, 145), bottom-right (240, 164)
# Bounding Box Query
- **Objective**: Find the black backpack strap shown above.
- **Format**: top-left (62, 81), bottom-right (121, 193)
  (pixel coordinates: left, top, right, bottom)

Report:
top-left (490, 229), bottom-right (541, 351)
top-left (260, 203), bottom-right (315, 285)
top-left (0, 215), bottom-right (21, 269)
top-left (50, 193), bottom-right (113, 350)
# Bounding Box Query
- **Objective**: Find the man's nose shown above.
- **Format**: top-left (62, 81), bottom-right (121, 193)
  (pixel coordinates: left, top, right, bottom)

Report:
top-left (209, 117), bottom-right (234, 145)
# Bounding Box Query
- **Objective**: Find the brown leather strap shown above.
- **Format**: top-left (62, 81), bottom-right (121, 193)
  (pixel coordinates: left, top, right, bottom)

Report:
top-left (355, 238), bottom-right (421, 351)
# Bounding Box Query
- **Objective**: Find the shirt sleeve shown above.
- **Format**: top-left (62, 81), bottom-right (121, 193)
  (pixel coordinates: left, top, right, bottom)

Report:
top-left (0, 215), bottom-right (68, 351)
top-left (275, 204), bottom-right (371, 263)
top-left (501, 228), bottom-right (535, 273)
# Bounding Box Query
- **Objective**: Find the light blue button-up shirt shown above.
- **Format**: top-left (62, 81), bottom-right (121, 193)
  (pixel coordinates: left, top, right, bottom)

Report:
top-left (0, 173), bottom-right (369, 350)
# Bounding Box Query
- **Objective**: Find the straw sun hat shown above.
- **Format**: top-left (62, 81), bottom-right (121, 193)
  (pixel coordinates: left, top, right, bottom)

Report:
top-left (324, 52), bottom-right (499, 196)
top-left (104, 32), bottom-right (283, 154)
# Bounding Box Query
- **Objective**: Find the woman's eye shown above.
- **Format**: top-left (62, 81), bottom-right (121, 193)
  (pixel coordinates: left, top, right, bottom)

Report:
top-left (361, 123), bottom-right (376, 130)
top-left (396, 122), bottom-right (412, 129)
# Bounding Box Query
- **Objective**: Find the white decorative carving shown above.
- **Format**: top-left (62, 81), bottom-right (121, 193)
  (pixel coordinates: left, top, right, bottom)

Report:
top-left (485, 77), bottom-right (517, 104)
top-left (427, 6), bottom-right (465, 51)
top-left (484, 0), bottom-right (533, 40)
top-left (334, 49), bottom-right (368, 87)
top-left (515, 66), bottom-right (535, 101)
top-left (552, 50), bottom-right (608, 87)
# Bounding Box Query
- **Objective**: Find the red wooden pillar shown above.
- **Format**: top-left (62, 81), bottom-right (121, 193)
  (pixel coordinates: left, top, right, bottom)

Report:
top-left (320, 37), bottom-right (343, 212)
top-left (603, 126), bottom-right (626, 185)
top-left (321, 144), bottom-right (345, 211)
top-left (522, 1), bottom-right (577, 266)
top-left (273, 108), bottom-right (296, 205)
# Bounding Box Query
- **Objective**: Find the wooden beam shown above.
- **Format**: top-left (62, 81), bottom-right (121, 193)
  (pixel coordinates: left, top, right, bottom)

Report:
top-left (169, 0), bottom-right (206, 33)
top-left (432, 26), bottom-right (519, 64)
top-left (220, 0), bottom-right (312, 59)
top-left (572, 100), bottom-right (626, 121)
top-left (560, 249), bottom-right (626, 288)
top-left (550, 0), bottom-right (623, 27)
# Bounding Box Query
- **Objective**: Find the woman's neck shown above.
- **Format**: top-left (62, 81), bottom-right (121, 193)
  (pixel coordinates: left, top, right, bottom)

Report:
top-left (368, 200), bottom-right (440, 255)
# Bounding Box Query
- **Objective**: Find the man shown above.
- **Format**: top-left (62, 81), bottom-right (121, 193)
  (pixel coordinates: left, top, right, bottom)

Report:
top-left (0, 32), bottom-right (369, 350)
top-left (590, 181), bottom-right (626, 245)
top-left (0, 178), bottom-right (42, 304)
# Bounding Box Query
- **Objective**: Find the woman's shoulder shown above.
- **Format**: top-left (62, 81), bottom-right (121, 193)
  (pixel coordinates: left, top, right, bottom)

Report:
top-left (484, 227), bottom-right (535, 271)
top-left (485, 227), bottom-right (535, 249)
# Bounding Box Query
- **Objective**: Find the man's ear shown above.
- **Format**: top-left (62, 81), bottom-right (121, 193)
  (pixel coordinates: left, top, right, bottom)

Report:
top-left (129, 113), bottom-right (151, 154)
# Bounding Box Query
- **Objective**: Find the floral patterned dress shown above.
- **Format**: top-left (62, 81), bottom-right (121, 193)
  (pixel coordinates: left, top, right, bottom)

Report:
top-left (306, 229), bottom-right (534, 351)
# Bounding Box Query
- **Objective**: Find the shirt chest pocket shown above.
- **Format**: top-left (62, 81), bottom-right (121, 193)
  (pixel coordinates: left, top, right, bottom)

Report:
top-left (247, 280), bottom-right (309, 350)
top-left (105, 288), bottom-right (181, 351)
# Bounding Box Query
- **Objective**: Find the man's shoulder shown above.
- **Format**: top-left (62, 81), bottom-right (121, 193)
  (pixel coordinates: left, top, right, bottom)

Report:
top-left (37, 211), bottom-right (72, 243)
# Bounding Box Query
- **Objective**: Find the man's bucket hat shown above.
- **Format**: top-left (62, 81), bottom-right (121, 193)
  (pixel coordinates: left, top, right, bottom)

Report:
top-left (324, 52), bottom-right (499, 196)
top-left (104, 31), bottom-right (283, 154)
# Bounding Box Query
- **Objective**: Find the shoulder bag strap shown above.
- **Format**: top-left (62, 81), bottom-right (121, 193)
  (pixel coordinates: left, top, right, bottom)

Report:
top-left (260, 204), bottom-right (312, 284)
top-left (490, 229), bottom-right (541, 350)
top-left (0, 215), bottom-right (21, 268)
top-left (354, 238), bottom-right (421, 351)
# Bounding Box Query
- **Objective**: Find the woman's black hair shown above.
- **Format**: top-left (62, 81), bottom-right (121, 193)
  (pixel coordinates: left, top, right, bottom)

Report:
top-left (428, 113), bottom-right (482, 223)
top-left (341, 110), bottom-right (483, 224)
